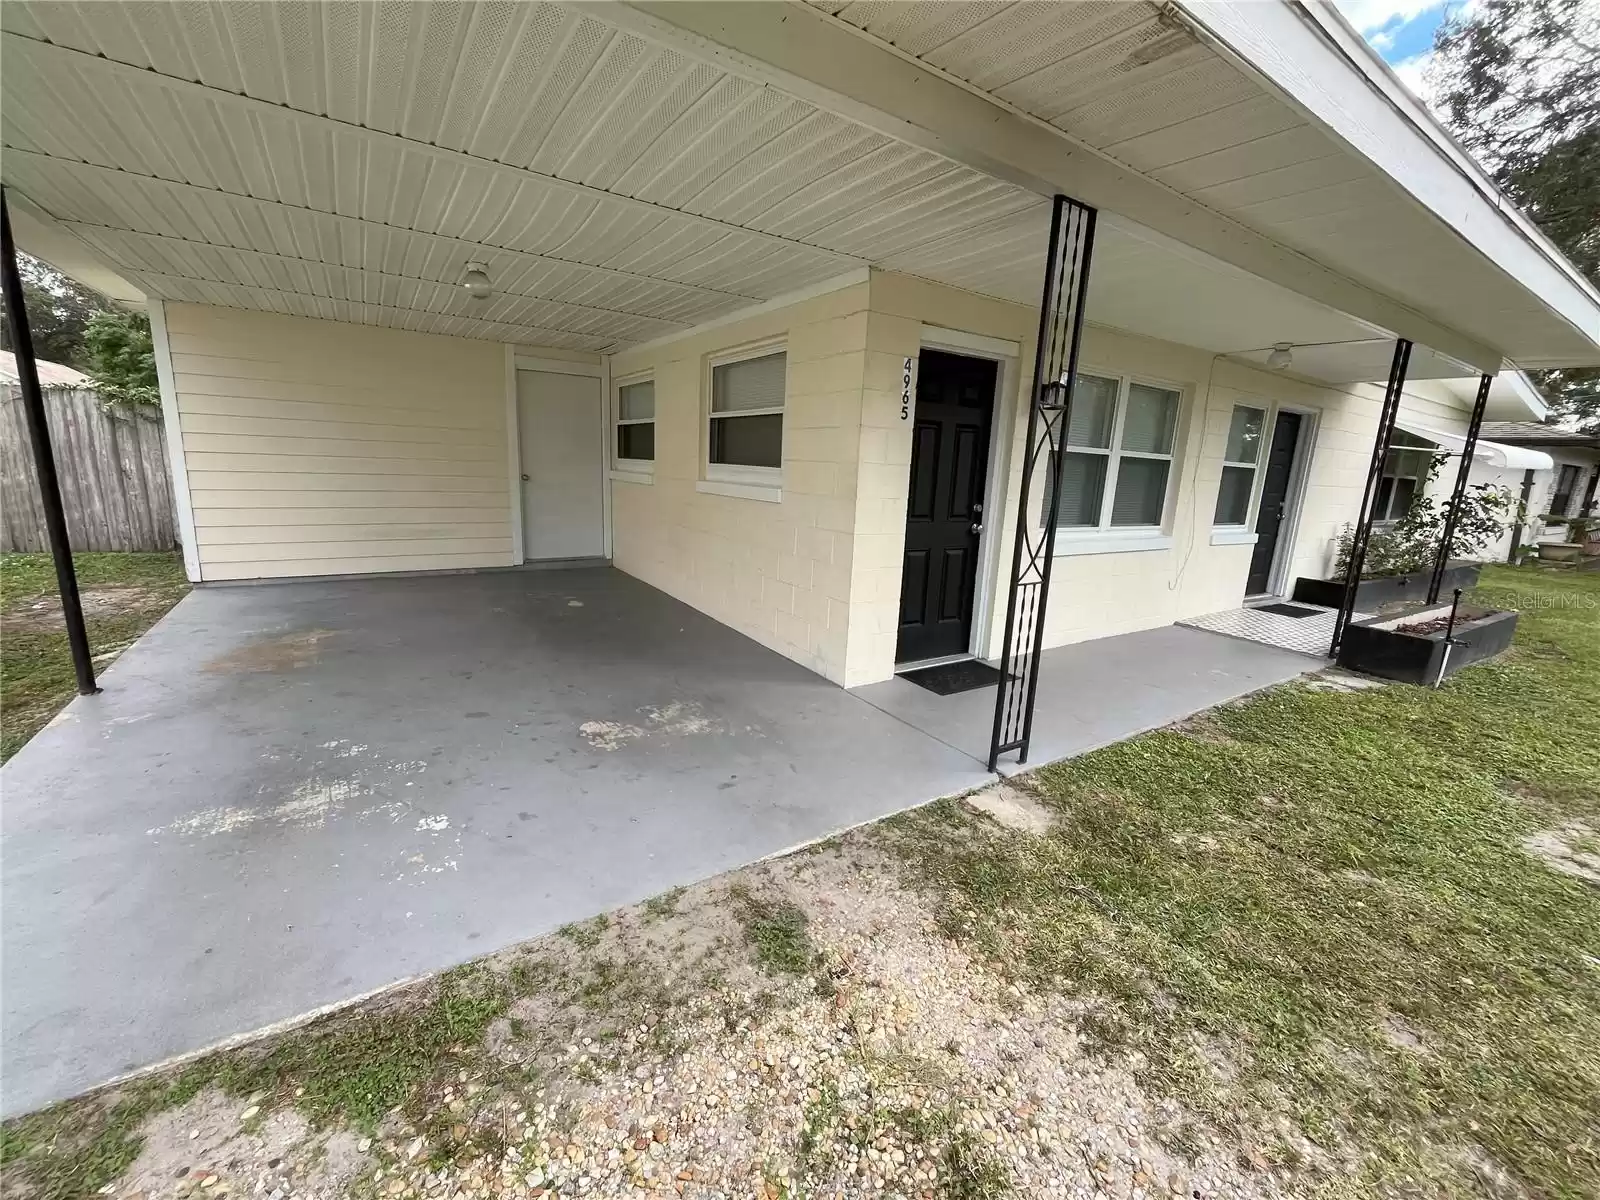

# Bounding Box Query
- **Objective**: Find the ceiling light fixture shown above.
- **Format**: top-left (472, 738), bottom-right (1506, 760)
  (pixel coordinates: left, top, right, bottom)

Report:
top-left (1266, 343), bottom-right (1294, 370)
top-left (462, 262), bottom-right (492, 301)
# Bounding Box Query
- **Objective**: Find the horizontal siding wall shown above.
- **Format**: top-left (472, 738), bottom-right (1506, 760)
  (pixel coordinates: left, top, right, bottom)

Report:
top-left (164, 303), bottom-right (512, 581)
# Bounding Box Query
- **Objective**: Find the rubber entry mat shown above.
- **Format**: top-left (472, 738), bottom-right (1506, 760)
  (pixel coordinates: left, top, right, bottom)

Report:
top-left (1253, 602), bottom-right (1324, 618)
top-left (899, 659), bottom-right (1005, 695)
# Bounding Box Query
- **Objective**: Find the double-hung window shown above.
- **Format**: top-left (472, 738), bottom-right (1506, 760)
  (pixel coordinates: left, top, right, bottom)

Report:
top-left (1374, 431), bottom-right (1436, 522)
top-left (1213, 404), bottom-right (1266, 526)
top-left (614, 377), bottom-right (655, 472)
top-left (1051, 373), bottom-right (1182, 531)
top-left (707, 346), bottom-right (786, 485)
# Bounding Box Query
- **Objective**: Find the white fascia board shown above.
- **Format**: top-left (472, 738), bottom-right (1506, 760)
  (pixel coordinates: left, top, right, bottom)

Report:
top-left (592, 0), bottom-right (1503, 374)
top-left (5, 190), bottom-right (144, 305)
top-left (1178, 0), bottom-right (1600, 363)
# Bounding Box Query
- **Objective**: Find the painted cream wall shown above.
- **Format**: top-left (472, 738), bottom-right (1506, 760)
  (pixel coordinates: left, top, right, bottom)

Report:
top-left (163, 303), bottom-right (515, 581)
top-left (851, 271), bottom-right (1424, 685)
top-left (606, 282), bottom-right (871, 684)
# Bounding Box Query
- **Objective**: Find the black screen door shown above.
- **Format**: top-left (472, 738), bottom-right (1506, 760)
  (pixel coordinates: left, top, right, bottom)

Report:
top-left (1247, 410), bottom-right (1303, 595)
top-left (897, 350), bottom-right (997, 663)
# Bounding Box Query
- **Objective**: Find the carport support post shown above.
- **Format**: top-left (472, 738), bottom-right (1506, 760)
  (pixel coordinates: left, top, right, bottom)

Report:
top-left (0, 188), bottom-right (98, 695)
top-left (1426, 372), bottom-right (1492, 605)
top-left (988, 194), bottom-right (1096, 770)
top-left (1330, 337), bottom-right (1412, 657)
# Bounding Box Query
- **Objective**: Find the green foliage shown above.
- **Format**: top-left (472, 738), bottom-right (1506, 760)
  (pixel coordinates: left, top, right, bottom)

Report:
top-left (83, 310), bottom-right (158, 408)
top-left (728, 885), bottom-right (818, 975)
top-left (1428, 0), bottom-right (1600, 430)
top-left (1334, 452), bottom-right (1518, 578)
top-left (887, 564), bottom-right (1600, 1196)
top-left (0, 254), bottom-right (112, 371)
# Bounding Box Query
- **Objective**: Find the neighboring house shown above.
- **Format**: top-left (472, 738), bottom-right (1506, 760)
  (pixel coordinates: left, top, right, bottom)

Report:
top-left (0, 350), bottom-right (89, 388)
top-left (1469, 422), bottom-right (1600, 559)
top-left (4, 1), bottom-right (1599, 689)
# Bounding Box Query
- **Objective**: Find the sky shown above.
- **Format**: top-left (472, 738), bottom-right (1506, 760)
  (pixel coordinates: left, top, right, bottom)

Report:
top-left (1333, 0), bottom-right (1464, 104)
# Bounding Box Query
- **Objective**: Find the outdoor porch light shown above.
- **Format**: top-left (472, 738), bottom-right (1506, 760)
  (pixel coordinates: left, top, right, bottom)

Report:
top-left (1267, 342), bottom-right (1294, 370)
top-left (462, 262), bottom-right (492, 301)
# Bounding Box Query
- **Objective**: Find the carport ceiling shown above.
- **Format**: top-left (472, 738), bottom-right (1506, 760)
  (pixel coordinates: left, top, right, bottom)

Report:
top-left (0, 1), bottom-right (1500, 370)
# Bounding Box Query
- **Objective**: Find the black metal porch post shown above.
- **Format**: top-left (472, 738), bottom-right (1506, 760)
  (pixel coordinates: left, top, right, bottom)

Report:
top-left (1330, 337), bottom-right (1412, 656)
top-left (1425, 372), bottom-right (1492, 604)
top-left (988, 194), bottom-right (1096, 770)
top-left (1, 187), bottom-right (99, 695)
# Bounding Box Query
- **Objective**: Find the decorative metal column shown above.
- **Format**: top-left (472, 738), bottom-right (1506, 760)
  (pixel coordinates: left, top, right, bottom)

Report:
top-left (1425, 372), bottom-right (1492, 605)
top-left (0, 187), bottom-right (99, 695)
top-left (988, 195), bottom-right (1096, 770)
top-left (1329, 337), bottom-right (1412, 656)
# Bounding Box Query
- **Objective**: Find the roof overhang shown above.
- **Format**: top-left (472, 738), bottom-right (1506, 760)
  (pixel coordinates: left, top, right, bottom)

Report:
top-left (2, 1), bottom-right (1594, 372)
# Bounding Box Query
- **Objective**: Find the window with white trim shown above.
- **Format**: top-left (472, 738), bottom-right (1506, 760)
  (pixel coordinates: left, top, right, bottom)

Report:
top-left (707, 347), bottom-right (785, 482)
top-left (1374, 431), bottom-right (1436, 522)
top-left (614, 377), bottom-right (654, 469)
top-left (1050, 373), bottom-right (1182, 530)
top-left (1213, 404), bottom-right (1266, 526)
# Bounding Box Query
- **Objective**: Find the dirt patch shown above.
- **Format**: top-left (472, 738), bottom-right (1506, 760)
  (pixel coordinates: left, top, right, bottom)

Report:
top-left (121, 1089), bottom-right (368, 1200)
top-left (2, 585), bottom-right (174, 632)
top-left (203, 630), bottom-right (338, 674)
top-left (1522, 821), bottom-right (1600, 885)
top-left (963, 782), bottom-right (1056, 835)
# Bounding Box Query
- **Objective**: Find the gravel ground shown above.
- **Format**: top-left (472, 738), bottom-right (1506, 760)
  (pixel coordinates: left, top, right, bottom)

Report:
top-left (82, 820), bottom-right (1302, 1200)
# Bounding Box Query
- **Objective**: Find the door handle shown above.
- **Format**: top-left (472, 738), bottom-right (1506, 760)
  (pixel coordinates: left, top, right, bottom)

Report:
top-left (970, 521), bottom-right (984, 535)
top-left (521, 473), bottom-right (530, 481)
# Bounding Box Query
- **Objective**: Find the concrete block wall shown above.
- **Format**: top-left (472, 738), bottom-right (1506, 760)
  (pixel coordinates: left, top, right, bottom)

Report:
top-left (604, 268), bottom-right (1493, 689)
top-left (607, 283), bottom-right (871, 684)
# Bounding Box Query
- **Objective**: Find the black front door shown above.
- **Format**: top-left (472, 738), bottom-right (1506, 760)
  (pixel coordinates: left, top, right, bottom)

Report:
top-left (897, 350), bottom-right (997, 663)
top-left (1247, 410), bottom-right (1303, 595)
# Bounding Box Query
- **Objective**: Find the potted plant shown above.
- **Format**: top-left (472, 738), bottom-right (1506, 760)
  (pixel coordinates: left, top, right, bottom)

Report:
top-left (1536, 512), bottom-right (1599, 561)
top-left (1292, 454), bottom-right (1518, 610)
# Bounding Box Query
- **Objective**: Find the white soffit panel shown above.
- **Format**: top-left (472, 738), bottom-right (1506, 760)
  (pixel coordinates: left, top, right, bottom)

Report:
top-left (1, 0), bottom-right (1552, 369)
top-left (808, 0), bottom-right (1598, 369)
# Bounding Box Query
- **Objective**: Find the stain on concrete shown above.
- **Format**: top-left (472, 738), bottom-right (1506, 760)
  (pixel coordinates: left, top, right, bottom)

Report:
top-left (204, 630), bottom-right (338, 674)
top-left (642, 699), bottom-right (724, 736)
top-left (148, 777), bottom-right (370, 839)
top-left (578, 720), bottom-right (647, 751)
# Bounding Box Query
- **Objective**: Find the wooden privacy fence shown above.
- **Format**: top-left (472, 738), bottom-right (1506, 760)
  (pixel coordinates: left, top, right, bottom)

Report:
top-left (1, 385), bottom-right (177, 553)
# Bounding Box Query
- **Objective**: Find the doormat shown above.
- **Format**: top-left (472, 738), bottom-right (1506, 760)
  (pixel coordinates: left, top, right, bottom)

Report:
top-left (1253, 602), bottom-right (1324, 619)
top-left (899, 659), bottom-right (1004, 695)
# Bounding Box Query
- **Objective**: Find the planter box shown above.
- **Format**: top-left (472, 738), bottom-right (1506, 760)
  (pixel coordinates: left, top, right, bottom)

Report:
top-left (1538, 542), bottom-right (1583, 563)
top-left (1337, 605), bottom-right (1518, 685)
top-left (1292, 560), bottom-right (1482, 611)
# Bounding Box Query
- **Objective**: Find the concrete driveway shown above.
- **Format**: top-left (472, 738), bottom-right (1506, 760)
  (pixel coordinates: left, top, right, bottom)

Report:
top-left (1, 568), bottom-right (990, 1116)
top-left (1, 567), bottom-right (1313, 1117)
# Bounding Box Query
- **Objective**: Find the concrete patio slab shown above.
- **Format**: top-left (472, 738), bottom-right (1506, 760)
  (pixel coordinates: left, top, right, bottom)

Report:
top-left (0, 568), bottom-right (989, 1117)
top-left (1, 570), bottom-right (1315, 1118)
top-left (852, 625), bottom-right (1318, 775)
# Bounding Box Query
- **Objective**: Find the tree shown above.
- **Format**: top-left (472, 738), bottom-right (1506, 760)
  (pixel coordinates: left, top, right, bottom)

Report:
top-left (84, 309), bottom-right (159, 408)
top-left (1427, 0), bottom-right (1600, 430)
top-left (0, 252), bottom-right (113, 370)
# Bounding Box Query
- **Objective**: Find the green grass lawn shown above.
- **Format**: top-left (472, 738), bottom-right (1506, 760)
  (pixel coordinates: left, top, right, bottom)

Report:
top-left (0, 552), bottom-right (189, 761)
top-left (889, 563), bottom-right (1600, 1197)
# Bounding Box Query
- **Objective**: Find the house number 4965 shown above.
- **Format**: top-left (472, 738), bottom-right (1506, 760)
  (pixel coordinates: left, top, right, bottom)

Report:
top-left (900, 357), bottom-right (914, 420)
